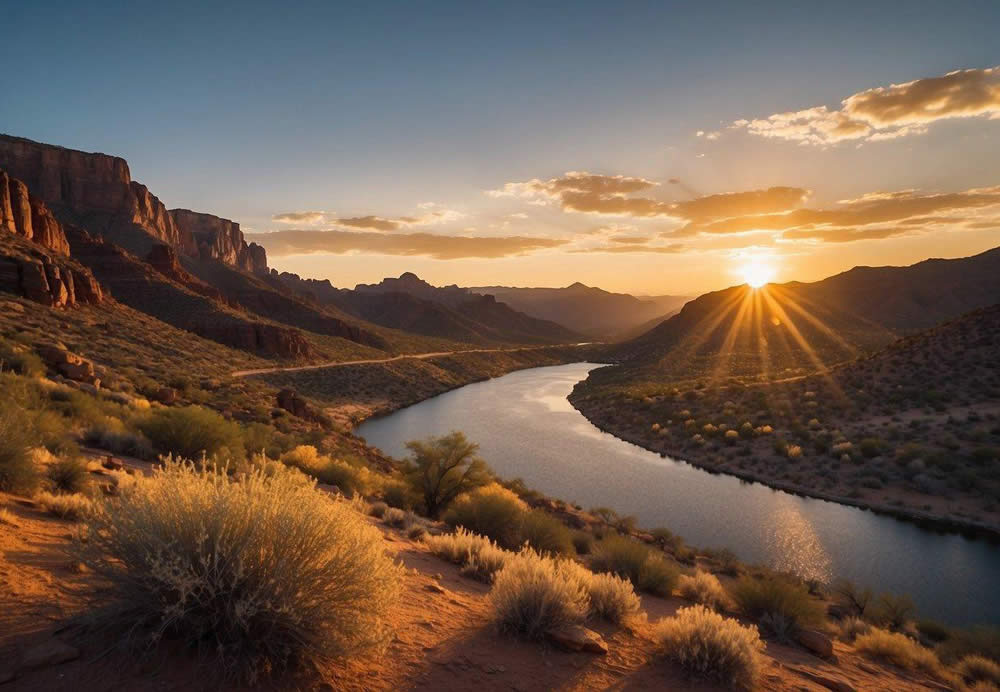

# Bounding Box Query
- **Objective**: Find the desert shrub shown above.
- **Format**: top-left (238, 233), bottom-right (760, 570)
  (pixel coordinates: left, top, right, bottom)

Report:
top-left (382, 507), bottom-right (410, 528)
top-left (519, 509), bottom-right (574, 556)
top-left (677, 571), bottom-right (731, 611)
top-left (832, 578), bottom-right (873, 617)
top-left (279, 445), bottom-right (368, 496)
top-left (83, 425), bottom-right (156, 460)
top-left (956, 656), bottom-right (1000, 687)
top-left (916, 619), bottom-right (950, 644)
top-left (443, 483), bottom-right (527, 547)
top-left (939, 627), bottom-right (1000, 665)
top-left (572, 530), bottom-right (594, 555)
top-left (731, 575), bottom-right (823, 635)
top-left (406, 524), bottom-right (427, 541)
top-left (36, 491), bottom-right (93, 520)
top-left (854, 628), bottom-right (941, 675)
top-left (591, 535), bottom-right (678, 597)
top-left (404, 432), bottom-right (492, 518)
top-left (381, 481), bottom-right (414, 510)
top-left (47, 457), bottom-right (91, 494)
top-left (871, 593), bottom-right (915, 630)
top-left (839, 616), bottom-right (871, 642)
top-left (368, 501), bottom-right (388, 518)
top-left (78, 459), bottom-right (403, 682)
top-left (654, 605), bottom-right (764, 690)
top-left (139, 405), bottom-right (244, 460)
top-left (859, 437), bottom-right (885, 458)
top-left (584, 569), bottom-right (642, 624)
top-left (461, 541), bottom-right (512, 582)
top-left (488, 549), bottom-right (588, 638)
top-left (0, 401), bottom-right (40, 494)
top-left (0, 340), bottom-right (45, 376)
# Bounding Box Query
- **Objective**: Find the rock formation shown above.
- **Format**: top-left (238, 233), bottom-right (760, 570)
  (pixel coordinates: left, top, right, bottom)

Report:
top-left (0, 170), bottom-right (103, 307)
top-left (170, 209), bottom-right (268, 274)
top-left (0, 135), bottom-right (267, 274)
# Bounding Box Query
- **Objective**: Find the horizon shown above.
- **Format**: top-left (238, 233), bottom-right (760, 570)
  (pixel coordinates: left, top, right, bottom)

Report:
top-left (3, 2), bottom-right (999, 295)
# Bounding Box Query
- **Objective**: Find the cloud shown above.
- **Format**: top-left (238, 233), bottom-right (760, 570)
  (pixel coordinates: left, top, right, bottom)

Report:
top-left (490, 171), bottom-right (806, 222)
top-left (610, 235), bottom-right (650, 244)
top-left (270, 204), bottom-right (463, 231)
top-left (696, 130), bottom-right (721, 140)
top-left (272, 211), bottom-right (328, 225)
top-left (732, 66), bottom-right (1000, 145)
top-left (673, 184), bottom-right (1000, 244)
top-left (247, 230), bottom-right (566, 260)
top-left (572, 243), bottom-right (685, 254)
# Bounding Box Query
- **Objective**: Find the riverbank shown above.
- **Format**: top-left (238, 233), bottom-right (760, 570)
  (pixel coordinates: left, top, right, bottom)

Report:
top-left (253, 345), bottom-right (605, 428)
top-left (568, 376), bottom-right (1000, 542)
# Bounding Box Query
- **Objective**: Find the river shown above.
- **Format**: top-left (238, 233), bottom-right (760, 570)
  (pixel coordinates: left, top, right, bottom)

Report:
top-left (357, 362), bottom-right (1000, 625)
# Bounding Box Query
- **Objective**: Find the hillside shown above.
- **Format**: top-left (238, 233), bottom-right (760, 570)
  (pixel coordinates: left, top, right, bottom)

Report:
top-left (469, 282), bottom-right (690, 338)
top-left (606, 247), bottom-right (1000, 383)
top-left (572, 303), bottom-right (1000, 532)
top-left (278, 271), bottom-right (582, 345)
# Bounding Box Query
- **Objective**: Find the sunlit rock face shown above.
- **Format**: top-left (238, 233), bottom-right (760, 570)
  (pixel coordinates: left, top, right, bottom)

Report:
top-left (0, 135), bottom-right (267, 274)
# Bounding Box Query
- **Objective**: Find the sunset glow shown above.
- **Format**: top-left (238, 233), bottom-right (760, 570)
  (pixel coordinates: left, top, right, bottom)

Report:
top-left (738, 257), bottom-right (776, 288)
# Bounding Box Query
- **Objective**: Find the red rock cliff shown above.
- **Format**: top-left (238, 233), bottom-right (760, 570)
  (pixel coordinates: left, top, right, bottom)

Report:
top-left (170, 208), bottom-right (268, 274)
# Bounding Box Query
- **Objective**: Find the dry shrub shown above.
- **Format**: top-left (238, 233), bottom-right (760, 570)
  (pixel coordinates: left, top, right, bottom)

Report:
top-left (139, 405), bottom-right (244, 460)
top-left (677, 570), bottom-right (731, 611)
top-left (488, 549), bottom-right (588, 638)
top-left (731, 574), bottom-right (823, 636)
top-left (78, 459), bottom-right (403, 683)
top-left (578, 566), bottom-right (642, 624)
top-left (460, 541), bottom-right (512, 582)
top-left (35, 491), bottom-right (93, 520)
top-left (444, 483), bottom-right (527, 548)
top-left (382, 507), bottom-right (411, 529)
top-left (427, 527), bottom-right (512, 581)
top-left (591, 535), bottom-right (678, 597)
top-left (47, 457), bottom-right (91, 494)
top-left (0, 403), bottom-right (40, 494)
top-left (368, 501), bottom-right (388, 518)
top-left (839, 616), bottom-right (871, 642)
top-left (654, 605), bottom-right (764, 690)
top-left (0, 506), bottom-right (17, 526)
top-left (279, 445), bottom-right (369, 496)
top-left (854, 628), bottom-right (942, 676)
top-left (956, 656), bottom-right (1000, 687)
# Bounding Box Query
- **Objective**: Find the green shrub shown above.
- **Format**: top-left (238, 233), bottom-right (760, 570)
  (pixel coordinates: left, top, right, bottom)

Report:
top-left (0, 401), bottom-right (40, 494)
top-left (83, 425), bottom-right (155, 460)
top-left (443, 483), bottom-right (527, 548)
top-left (46, 457), bottom-right (91, 494)
top-left (139, 405), bottom-right (244, 460)
top-left (572, 531), bottom-right (594, 555)
top-left (654, 605), bottom-right (764, 690)
top-left (871, 593), bottom-right (914, 630)
top-left (677, 570), bottom-right (731, 611)
top-left (488, 549), bottom-right (588, 638)
top-left (591, 535), bottom-right (678, 597)
top-left (382, 481), bottom-right (414, 510)
top-left (519, 510), bottom-right (574, 556)
top-left (78, 459), bottom-right (402, 683)
top-left (404, 432), bottom-right (492, 518)
top-left (279, 445), bottom-right (369, 496)
top-left (731, 575), bottom-right (823, 635)
top-left (854, 628), bottom-right (942, 675)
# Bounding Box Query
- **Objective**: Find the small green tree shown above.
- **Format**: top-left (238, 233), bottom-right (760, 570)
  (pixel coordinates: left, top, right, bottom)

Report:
top-left (404, 431), bottom-right (491, 518)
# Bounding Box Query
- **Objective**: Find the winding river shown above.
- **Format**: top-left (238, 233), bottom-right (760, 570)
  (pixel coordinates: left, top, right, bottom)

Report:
top-left (357, 362), bottom-right (1000, 625)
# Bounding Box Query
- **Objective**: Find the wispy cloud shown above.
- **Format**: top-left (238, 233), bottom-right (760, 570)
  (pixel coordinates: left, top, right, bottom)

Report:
top-left (247, 230), bottom-right (566, 259)
top-left (270, 203), bottom-right (463, 231)
top-left (731, 66), bottom-right (1000, 145)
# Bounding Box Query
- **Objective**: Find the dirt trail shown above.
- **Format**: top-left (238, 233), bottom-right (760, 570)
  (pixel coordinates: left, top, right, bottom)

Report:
top-left (231, 343), bottom-right (592, 378)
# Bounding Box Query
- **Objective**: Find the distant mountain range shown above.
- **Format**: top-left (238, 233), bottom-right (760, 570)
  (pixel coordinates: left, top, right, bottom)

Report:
top-left (468, 283), bottom-right (690, 338)
top-left (276, 271), bottom-right (581, 346)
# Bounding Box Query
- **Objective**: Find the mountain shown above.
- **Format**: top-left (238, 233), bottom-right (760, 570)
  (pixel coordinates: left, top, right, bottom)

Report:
top-left (607, 247), bottom-right (1000, 382)
top-left (468, 282), bottom-right (690, 338)
top-left (276, 271), bottom-right (582, 345)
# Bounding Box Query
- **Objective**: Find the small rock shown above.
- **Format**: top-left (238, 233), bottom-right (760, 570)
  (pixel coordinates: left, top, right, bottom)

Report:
top-left (546, 625), bottom-right (608, 654)
top-left (424, 583), bottom-right (447, 595)
top-left (18, 639), bottom-right (80, 671)
top-left (796, 628), bottom-right (834, 659)
top-left (102, 456), bottom-right (124, 472)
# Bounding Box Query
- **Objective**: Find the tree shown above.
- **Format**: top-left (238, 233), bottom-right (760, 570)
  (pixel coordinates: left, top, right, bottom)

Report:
top-left (405, 432), bottom-right (492, 518)
top-left (832, 578), bottom-right (873, 617)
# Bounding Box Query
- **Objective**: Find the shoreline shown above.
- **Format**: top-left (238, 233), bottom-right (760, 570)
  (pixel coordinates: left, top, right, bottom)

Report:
top-left (567, 383), bottom-right (1000, 543)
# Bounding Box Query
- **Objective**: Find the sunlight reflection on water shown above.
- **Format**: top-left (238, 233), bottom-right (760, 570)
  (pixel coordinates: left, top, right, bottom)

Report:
top-left (761, 496), bottom-right (833, 582)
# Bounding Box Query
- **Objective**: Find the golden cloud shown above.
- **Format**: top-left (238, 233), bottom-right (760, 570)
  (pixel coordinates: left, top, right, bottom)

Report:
top-left (490, 171), bottom-right (806, 221)
top-left (270, 204), bottom-right (463, 231)
top-left (572, 243), bottom-right (685, 254)
top-left (247, 230), bottom-right (566, 260)
top-left (733, 66), bottom-right (1000, 145)
top-left (674, 185), bottom-right (1000, 244)
top-left (272, 211), bottom-right (328, 225)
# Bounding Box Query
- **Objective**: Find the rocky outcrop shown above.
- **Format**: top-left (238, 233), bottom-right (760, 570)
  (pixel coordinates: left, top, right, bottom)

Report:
top-left (0, 135), bottom-right (266, 273)
top-left (36, 343), bottom-right (101, 388)
top-left (146, 243), bottom-right (227, 303)
top-left (276, 388), bottom-right (329, 425)
top-left (170, 209), bottom-right (268, 274)
top-left (0, 171), bottom-right (103, 307)
top-left (191, 321), bottom-right (313, 359)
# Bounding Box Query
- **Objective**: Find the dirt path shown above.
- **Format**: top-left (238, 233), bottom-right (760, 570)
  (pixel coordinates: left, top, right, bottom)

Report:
top-left (231, 343), bottom-right (592, 378)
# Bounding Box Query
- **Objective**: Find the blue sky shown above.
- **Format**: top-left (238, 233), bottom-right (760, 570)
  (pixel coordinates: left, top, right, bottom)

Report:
top-left (2, 1), bottom-right (999, 293)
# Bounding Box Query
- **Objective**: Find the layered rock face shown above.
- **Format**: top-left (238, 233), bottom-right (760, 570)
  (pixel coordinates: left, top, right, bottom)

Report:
top-left (170, 209), bottom-right (268, 274)
top-left (0, 170), bottom-right (103, 307)
top-left (0, 135), bottom-right (266, 274)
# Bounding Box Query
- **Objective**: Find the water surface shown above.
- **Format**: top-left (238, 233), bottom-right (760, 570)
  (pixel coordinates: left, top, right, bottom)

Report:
top-left (358, 362), bottom-right (1000, 625)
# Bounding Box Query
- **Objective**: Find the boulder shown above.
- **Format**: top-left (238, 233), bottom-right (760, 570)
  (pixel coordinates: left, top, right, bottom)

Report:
top-left (545, 625), bottom-right (608, 654)
top-left (37, 343), bottom-right (100, 387)
top-left (796, 628), bottom-right (835, 659)
top-left (17, 639), bottom-right (80, 671)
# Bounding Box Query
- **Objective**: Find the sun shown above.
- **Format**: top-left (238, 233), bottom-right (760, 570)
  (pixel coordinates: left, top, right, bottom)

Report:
top-left (738, 257), bottom-right (776, 288)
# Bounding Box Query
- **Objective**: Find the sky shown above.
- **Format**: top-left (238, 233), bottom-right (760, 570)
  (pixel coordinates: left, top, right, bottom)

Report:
top-left (2, 1), bottom-right (999, 295)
